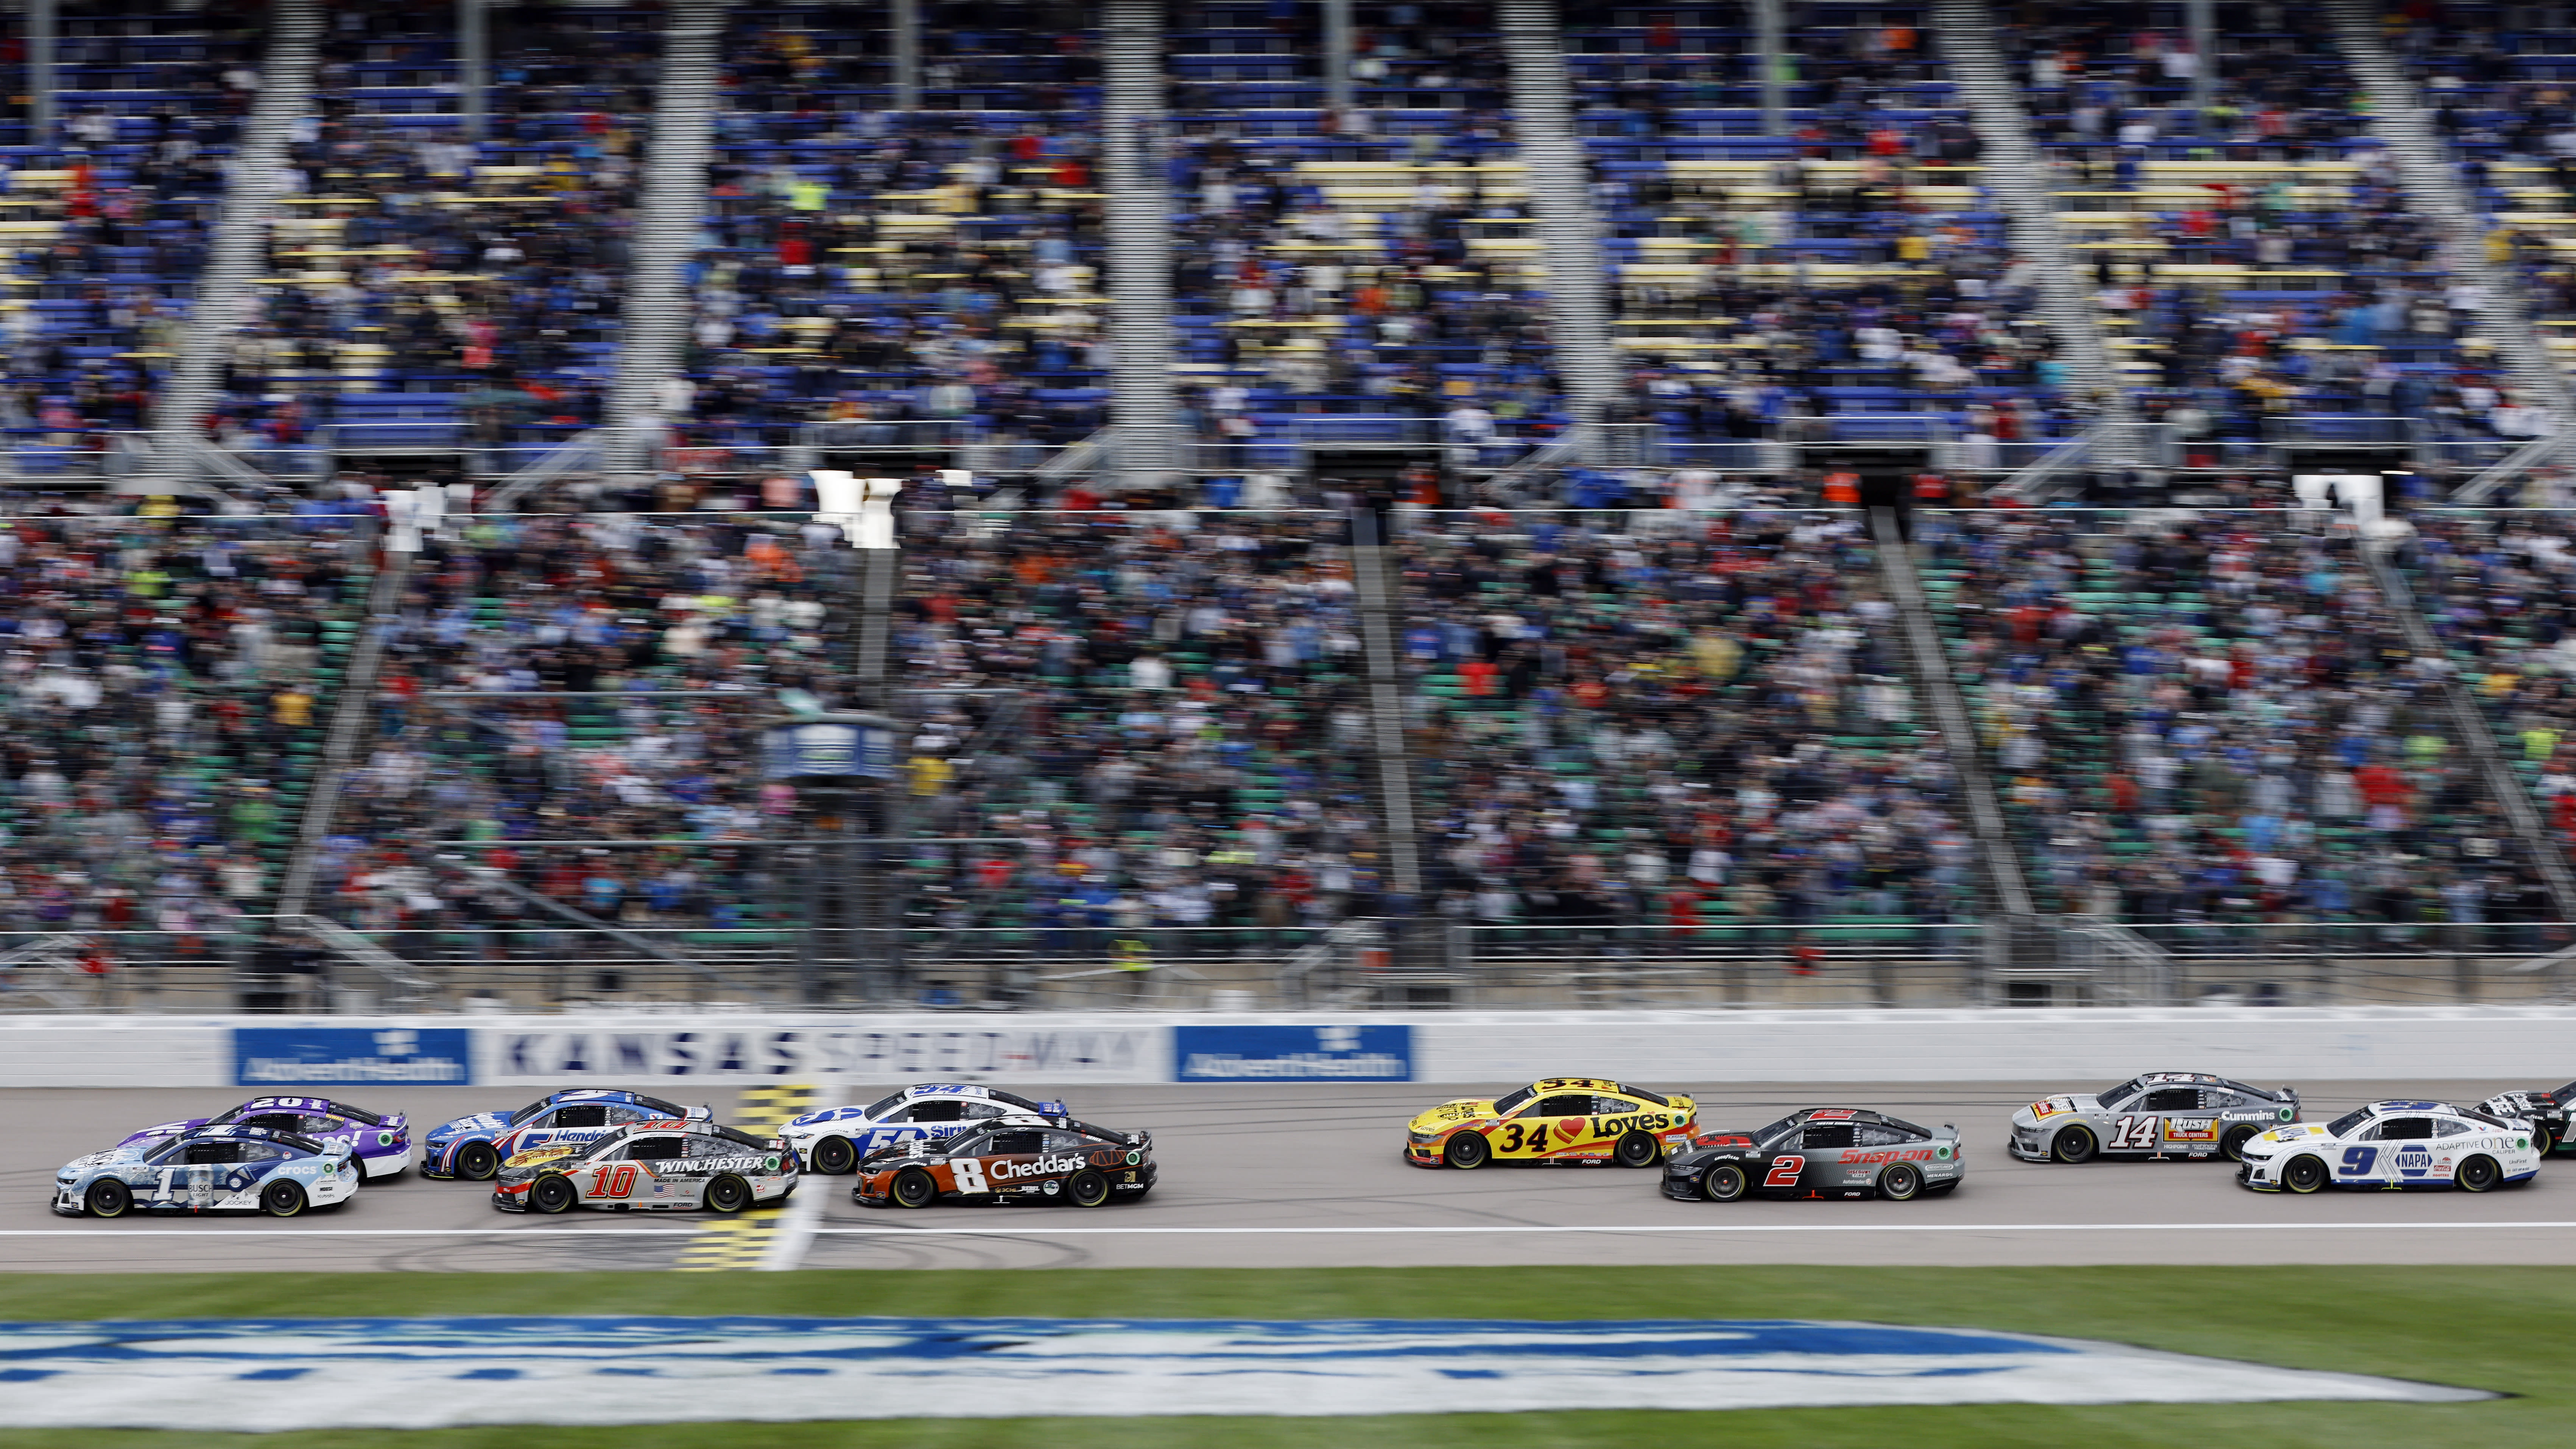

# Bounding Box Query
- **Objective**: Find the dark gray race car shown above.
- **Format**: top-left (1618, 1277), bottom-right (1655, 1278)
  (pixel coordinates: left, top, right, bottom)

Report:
top-left (1662, 1107), bottom-right (1964, 1202)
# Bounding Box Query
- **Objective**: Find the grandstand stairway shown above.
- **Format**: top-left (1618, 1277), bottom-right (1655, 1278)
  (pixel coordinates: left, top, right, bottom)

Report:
top-left (1103, 0), bottom-right (1180, 487)
top-left (1930, 0), bottom-right (2137, 474)
top-left (1496, 0), bottom-right (1619, 438)
top-left (603, 0), bottom-right (727, 479)
top-left (145, 0), bottom-right (323, 499)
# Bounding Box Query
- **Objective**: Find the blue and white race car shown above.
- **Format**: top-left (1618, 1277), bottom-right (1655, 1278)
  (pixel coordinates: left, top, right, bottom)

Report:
top-left (782, 1084), bottom-right (1070, 1175)
top-left (114, 1096), bottom-right (413, 1180)
top-left (421, 1089), bottom-right (711, 1181)
top-left (55, 1124), bottom-right (360, 1218)
top-left (2236, 1100), bottom-right (2545, 1193)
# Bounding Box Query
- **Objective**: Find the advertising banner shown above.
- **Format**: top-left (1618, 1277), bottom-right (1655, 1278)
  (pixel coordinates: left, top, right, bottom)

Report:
top-left (478, 1022), bottom-right (1163, 1084)
top-left (1174, 1024), bottom-right (1413, 1081)
top-left (235, 1027), bottom-right (473, 1086)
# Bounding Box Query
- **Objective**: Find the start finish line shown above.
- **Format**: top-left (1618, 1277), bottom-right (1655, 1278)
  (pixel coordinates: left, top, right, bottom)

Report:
top-left (0, 1316), bottom-right (2486, 1430)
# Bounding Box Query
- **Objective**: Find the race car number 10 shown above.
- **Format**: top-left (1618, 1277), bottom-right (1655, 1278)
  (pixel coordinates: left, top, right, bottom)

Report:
top-left (586, 1165), bottom-right (640, 1199)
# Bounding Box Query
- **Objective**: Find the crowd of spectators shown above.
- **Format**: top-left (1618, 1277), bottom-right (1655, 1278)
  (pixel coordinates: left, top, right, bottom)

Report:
top-left (1921, 510), bottom-right (2550, 932)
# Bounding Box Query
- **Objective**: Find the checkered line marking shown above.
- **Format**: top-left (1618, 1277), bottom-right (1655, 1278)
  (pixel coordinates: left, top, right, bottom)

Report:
top-left (673, 1083), bottom-right (815, 1273)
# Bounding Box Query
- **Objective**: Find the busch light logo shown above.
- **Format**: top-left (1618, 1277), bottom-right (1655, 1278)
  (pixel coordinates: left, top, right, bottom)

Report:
top-left (1176, 1025), bottom-right (1412, 1081)
top-left (235, 1027), bottom-right (471, 1086)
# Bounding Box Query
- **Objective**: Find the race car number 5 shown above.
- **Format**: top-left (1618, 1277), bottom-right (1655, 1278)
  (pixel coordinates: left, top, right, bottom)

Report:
top-left (951, 1157), bottom-right (989, 1193)
top-left (1764, 1155), bottom-right (1804, 1187)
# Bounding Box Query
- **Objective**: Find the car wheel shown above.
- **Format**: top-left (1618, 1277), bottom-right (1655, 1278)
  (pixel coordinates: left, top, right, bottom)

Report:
top-left (2457, 1155), bottom-right (2501, 1193)
top-left (529, 1175), bottom-right (578, 1214)
top-left (813, 1137), bottom-right (857, 1175)
top-left (1879, 1162), bottom-right (1924, 1201)
top-left (456, 1142), bottom-right (501, 1181)
top-left (891, 1167), bottom-right (939, 1208)
top-left (1443, 1133), bottom-right (1489, 1170)
top-left (86, 1179), bottom-right (133, 1218)
top-left (2534, 1124), bottom-right (2557, 1156)
top-left (260, 1181), bottom-right (307, 1218)
top-left (2283, 1155), bottom-right (2329, 1194)
top-left (1701, 1162), bottom-right (1747, 1202)
top-left (2050, 1126), bottom-right (2098, 1164)
top-left (1614, 1131), bottom-right (1660, 1169)
top-left (704, 1175), bottom-right (752, 1214)
top-left (2221, 1125), bottom-right (2260, 1162)
top-left (1066, 1169), bottom-right (1111, 1208)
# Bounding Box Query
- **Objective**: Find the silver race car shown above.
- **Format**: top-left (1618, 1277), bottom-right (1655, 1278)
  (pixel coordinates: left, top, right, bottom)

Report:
top-left (2009, 1071), bottom-right (2300, 1164)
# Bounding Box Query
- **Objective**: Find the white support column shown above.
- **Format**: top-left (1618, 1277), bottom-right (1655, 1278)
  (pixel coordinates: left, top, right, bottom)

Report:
top-left (29, 0), bottom-right (56, 144)
top-left (1323, 0), bottom-right (1353, 114)
top-left (1756, 0), bottom-right (1785, 137)
top-left (2188, 0), bottom-right (2216, 129)
top-left (459, 0), bottom-right (488, 141)
top-left (891, 0), bottom-right (921, 111)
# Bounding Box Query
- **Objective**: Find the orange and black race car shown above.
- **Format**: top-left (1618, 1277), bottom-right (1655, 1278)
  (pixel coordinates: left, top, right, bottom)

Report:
top-left (1404, 1077), bottom-right (1698, 1169)
top-left (853, 1119), bottom-right (1154, 1208)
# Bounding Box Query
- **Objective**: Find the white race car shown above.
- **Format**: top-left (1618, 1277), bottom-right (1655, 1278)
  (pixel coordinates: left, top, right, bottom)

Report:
top-left (780, 1083), bottom-right (1068, 1175)
top-left (2235, 1100), bottom-right (2543, 1193)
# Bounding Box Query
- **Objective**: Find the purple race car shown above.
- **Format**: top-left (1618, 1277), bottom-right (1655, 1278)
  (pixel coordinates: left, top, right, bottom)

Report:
top-left (117, 1096), bottom-right (413, 1181)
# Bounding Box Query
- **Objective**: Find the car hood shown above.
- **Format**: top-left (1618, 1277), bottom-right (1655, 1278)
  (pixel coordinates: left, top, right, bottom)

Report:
top-left (1668, 1130), bottom-right (1765, 1166)
top-left (2014, 1094), bottom-right (2097, 1126)
top-left (2241, 1122), bottom-right (2333, 1153)
top-left (115, 1118), bottom-right (209, 1148)
top-left (427, 1111), bottom-right (510, 1141)
top-left (1408, 1099), bottom-right (1497, 1134)
top-left (787, 1106), bottom-right (872, 1130)
top-left (58, 1143), bottom-right (153, 1176)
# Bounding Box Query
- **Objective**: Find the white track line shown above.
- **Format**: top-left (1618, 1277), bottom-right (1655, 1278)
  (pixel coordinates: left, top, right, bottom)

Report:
top-left (0, 1228), bottom-right (701, 1238)
top-left (806, 1220), bottom-right (2576, 1237)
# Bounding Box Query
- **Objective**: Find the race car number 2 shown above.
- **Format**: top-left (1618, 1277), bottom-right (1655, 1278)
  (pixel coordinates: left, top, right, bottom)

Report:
top-left (1764, 1155), bottom-right (1804, 1187)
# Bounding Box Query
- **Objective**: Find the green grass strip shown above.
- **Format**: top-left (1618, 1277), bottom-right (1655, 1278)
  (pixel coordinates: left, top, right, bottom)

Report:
top-left (0, 1265), bottom-right (2565, 1448)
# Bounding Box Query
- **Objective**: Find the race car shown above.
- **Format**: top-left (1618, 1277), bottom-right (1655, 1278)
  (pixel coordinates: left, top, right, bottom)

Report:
top-left (1662, 1107), bottom-right (1964, 1201)
top-left (422, 1088), bottom-right (712, 1181)
top-left (2236, 1100), bottom-right (2543, 1193)
top-left (113, 1096), bottom-right (413, 1180)
top-left (2008, 1071), bottom-right (2300, 1164)
top-left (1405, 1077), bottom-right (1697, 1169)
top-left (782, 1083), bottom-right (1070, 1175)
top-left (2475, 1080), bottom-right (2574, 1155)
top-left (55, 1123), bottom-right (359, 1218)
top-left (493, 1120), bottom-right (797, 1215)
top-left (853, 1120), bottom-right (1155, 1208)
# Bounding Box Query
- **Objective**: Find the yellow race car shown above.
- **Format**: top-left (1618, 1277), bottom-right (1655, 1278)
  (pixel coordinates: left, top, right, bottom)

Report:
top-left (1405, 1077), bottom-right (1698, 1169)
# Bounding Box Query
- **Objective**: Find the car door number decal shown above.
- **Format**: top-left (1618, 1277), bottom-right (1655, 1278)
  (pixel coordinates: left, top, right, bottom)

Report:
top-left (1497, 1122), bottom-right (1551, 1153)
top-left (1765, 1155), bottom-right (1805, 1187)
top-left (2341, 1145), bottom-right (2378, 1177)
top-left (587, 1164), bottom-right (640, 1199)
top-left (2111, 1116), bottom-right (2160, 1150)
top-left (153, 1168), bottom-right (175, 1203)
top-left (950, 1157), bottom-right (989, 1193)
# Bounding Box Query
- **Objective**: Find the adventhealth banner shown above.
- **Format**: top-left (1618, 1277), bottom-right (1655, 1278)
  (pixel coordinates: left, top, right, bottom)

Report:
top-left (1175, 1024), bottom-right (1413, 1081)
top-left (235, 1027), bottom-right (473, 1086)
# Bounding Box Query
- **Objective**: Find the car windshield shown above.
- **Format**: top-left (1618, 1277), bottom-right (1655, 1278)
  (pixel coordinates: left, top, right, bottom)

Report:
top-left (142, 1137), bottom-right (192, 1165)
top-left (331, 1102), bottom-right (385, 1126)
top-left (634, 1095), bottom-right (688, 1118)
top-left (708, 1124), bottom-right (771, 1150)
top-left (1616, 1084), bottom-right (1671, 1107)
top-left (506, 1098), bottom-right (555, 1127)
top-left (1492, 1086), bottom-right (1537, 1116)
top-left (2456, 1107), bottom-right (2514, 1129)
top-left (1748, 1115), bottom-right (1802, 1145)
top-left (2097, 1078), bottom-right (2144, 1107)
top-left (861, 1091), bottom-right (905, 1119)
top-left (2326, 1107), bottom-right (2375, 1136)
top-left (2553, 1081), bottom-right (2576, 1106)
top-left (571, 1130), bottom-right (632, 1161)
top-left (1884, 1117), bottom-right (1933, 1139)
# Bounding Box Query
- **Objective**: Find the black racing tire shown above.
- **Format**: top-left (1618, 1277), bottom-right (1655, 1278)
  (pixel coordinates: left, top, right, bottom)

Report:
top-left (704, 1175), bottom-right (753, 1214)
top-left (86, 1178), bottom-right (133, 1218)
top-left (2221, 1125), bottom-right (2260, 1162)
top-left (456, 1141), bottom-right (502, 1181)
top-left (2283, 1155), bottom-right (2329, 1194)
top-left (529, 1175), bottom-right (579, 1214)
top-left (1879, 1162), bottom-right (1925, 1201)
top-left (260, 1180), bottom-right (307, 1218)
top-left (1444, 1133), bottom-right (1490, 1170)
top-left (812, 1137), bottom-right (858, 1176)
top-left (2050, 1125), bottom-right (2098, 1164)
top-left (2458, 1155), bottom-right (2501, 1193)
top-left (891, 1167), bottom-right (939, 1208)
top-left (1614, 1131), bottom-right (1661, 1169)
top-left (2533, 1124), bottom-right (2557, 1156)
top-left (1066, 1169), bottom-right (1112, 1208)
top-left (1701, 1162), bottom-right (1747, 1202)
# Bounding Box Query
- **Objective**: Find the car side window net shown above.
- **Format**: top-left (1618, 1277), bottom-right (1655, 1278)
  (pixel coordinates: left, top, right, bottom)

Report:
top-left (2139, 1089), bottom-right (2201, 1112)
top-left (554, 1105), bottom-right (610, 1129)
top-left (911, 1101), bottom-right (967, 1123)
top-left (628, 1137), bottom-right (685, 1161)
top-left (1530, 1095), bottom-right (1592, 1117)
top-left (1802, 1125), bottom-right (1857, 1150)
top-left (986, 1131), bottom-right (1046, 1155)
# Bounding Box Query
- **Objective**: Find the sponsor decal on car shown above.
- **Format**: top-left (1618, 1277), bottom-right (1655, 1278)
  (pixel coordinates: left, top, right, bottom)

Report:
top-left (990, 1155), bottom-right (1085, 1181)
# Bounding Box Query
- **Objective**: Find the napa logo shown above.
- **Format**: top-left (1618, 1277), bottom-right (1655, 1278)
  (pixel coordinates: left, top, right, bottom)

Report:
top-left (2392, 1143), bottom-right (2437, 1178)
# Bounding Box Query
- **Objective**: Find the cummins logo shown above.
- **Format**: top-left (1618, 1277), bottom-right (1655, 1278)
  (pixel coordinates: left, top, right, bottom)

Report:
top-left (991, 1154), bottom-right (1082, 1180)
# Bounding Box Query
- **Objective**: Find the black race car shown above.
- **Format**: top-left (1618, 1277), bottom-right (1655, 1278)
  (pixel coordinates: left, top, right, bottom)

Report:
top-left (1662, 1107), bottom-right (1965, 1202)
top-left (2476, 1080), bottom-right (2574, 1154)
top-left (853, 1120), bottom-right (1156, 1208)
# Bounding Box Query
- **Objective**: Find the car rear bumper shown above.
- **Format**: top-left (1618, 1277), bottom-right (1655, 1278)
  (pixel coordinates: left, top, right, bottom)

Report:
top-left (362, 1144), bottom-right (415, 1179)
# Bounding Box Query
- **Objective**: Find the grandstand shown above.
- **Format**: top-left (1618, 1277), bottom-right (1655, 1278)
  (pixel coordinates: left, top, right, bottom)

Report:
top-left (5, 0), bottom-right (2576, 1014)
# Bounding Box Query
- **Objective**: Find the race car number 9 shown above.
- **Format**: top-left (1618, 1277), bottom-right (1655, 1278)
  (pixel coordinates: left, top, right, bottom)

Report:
top-left (950, 1158), bottom-right (989, 1194)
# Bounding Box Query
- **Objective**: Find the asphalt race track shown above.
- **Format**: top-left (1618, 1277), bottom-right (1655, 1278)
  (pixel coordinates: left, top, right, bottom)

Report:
top-left (8, 1081), bottom-right (2573, 1273)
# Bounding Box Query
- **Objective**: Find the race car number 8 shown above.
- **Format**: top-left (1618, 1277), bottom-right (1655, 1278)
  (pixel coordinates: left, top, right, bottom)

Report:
top-left (1764, 1155), bottom-right (1804, 1187)
top-left (951, 1157), bottom-right (988, 1194)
